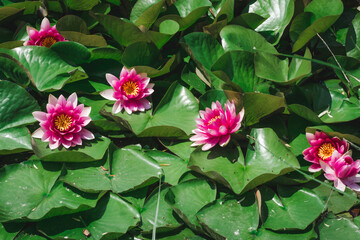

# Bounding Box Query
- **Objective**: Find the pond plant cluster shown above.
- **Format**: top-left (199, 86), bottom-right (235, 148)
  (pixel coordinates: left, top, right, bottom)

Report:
top-left (1, 0), bottom-right (360, 239)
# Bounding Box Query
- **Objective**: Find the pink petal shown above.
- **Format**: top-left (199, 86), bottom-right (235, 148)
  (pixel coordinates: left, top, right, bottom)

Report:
top-left (202, 137), bottom-right (219, 151)
top-left (324, 173), bottom-right (337, 181)
top-left (67, 92), bottom-right (78, 108)
top-left (100, 89), bottom-right (116, 100)
top-left (41, 17), bottom-right (51, 31)
top-left (343, 179), bottom-right (360, 191)
top-left (79, 129), bottom-right (95, 140)
top-left (139, 98), bottom-right (151, 110)
top-left (112, 101), bottom-right (123, 114)
top-left (120, 67), bottom-right (130, 79)
top-left (32, 111), bottom-right (47, 121)
top-left (64, 134), bottom-right (73, 141)
top-left (124, 105), bottom-right (132, 114)
top-left (49, 140), bottom-right (60, 150)
top-left (32, 128), bottom-right (44, 138)
top-left (306, 132), bottom-right (316, 143)
top-left (308, 164), bottom-right (322, 172)
top-left (219, 134), bottom-right (231, 147)
top-left (57, 95), bottom-right (66, 106)
top-left (106, 73), bottom-right (119, 87)
top-left (334, 178), bottom-right (346, 192)
top-left (81, 107), bottom-right (91, 117)
top-left (26, 26), bottom-right (39, 39)
top-left (61, 140), bottom-right (71, 149)
top-left (320, 161), bottom-right (335, 174)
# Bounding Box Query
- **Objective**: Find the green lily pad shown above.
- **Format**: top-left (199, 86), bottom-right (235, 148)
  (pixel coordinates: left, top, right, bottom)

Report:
top-left (0, 127), bottom-right (32, 155)
top-left (101, 82), bottom-right (199, 137)
top-left (165, 179), bottom-right (216, 231)
top-left (141, 185), bottom-right (183, 233)
top-left (220, 25), bottom-right (278, 53)
top-left (0, 47), bottom-right (82, 92)
top-left (130, 0), bottom-right (165, 29)
top-left (291, 0), bottom-right (343, 52)
top-left (146, 150), bottom-right (189, 185)
top-left (190, 128), bottom-right (299, 194)
top-left (0, 80), bottom-right (39, 131)
top-left (248, 0), bottom-right (294, 44)
top-left (31, 135), bottom-right (111, 162)
top-left (61, 147), bottom-right (162, 193)
top-left (63, 0), bottom-right (99, 11)
top-left (38, 192), bottom-right (140, 240)
top-left (318, 213), bottom-right (360, 239)
top-left (0, 160), bottom-right (101, 221)
top-left (261, 185), bottom-right (324, 230)
top-left (197, 192), bottom-right (258, 240)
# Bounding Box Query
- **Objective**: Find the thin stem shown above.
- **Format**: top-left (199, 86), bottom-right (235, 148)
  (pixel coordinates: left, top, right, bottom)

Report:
top-left (316, 33), bottom-right (352, 92)
top-left (152, 175), bottom-right (162, 240)
top-left (322, 188), bottom-right (334, 213)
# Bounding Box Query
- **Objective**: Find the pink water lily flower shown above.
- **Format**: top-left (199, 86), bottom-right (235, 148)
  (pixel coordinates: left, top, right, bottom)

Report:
top-left (320, 150), bottom-right (360, 192)
top-left (190, 100), bottom-right (244, 151)
top-left (24, 17), bottom-right (66, 48)
top-left (32, 93), bottom-right (94, 150)
top-left (302, 131), bottom-right (348, 172)
top-left (100, 67), bottom-right (154, 114)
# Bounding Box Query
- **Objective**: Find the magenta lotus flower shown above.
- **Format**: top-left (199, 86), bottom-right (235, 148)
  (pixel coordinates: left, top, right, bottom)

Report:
top-left (302, 131), bottom-right (349, 172)
top-left (100, 67), bottom-right (154, 114)
top-left (320, 150), bottom-right (360, 192)
top-left (32, 93), bottom-right (94, 150)
top-left (24, 17), bottom-right (66, 48)
top-left (190, 100), bottom-right (244, 151)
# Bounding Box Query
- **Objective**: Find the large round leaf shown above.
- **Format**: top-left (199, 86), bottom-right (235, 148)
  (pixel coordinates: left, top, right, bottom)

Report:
top-left (101, 82), bottom-right (199, 137)
top-left (61, 147), bottom-right (162, 193)
top-left (181, 32), bottom-right (224, 70)
top-left (111, 148), bottom-right (162, 193)
top-left (254, 49), bottom-right (312, 84)
top-left (0, 47), bottom-right (82, 91)
top-left (243, 92), bottom-right (286, 126)
top-left (290, 0), bottom-right (343, 52)
top-left (211, 50), bottom-right (263, 92)
top-left (197, 192), bottom-right (258, 240)
top-left (146, 150), bottom-right (189, 185)
top-left (190, 128), bottom-right (299, 194)
top-left (220, 25), bottom-right (278, 54)
top-left (95, 13), bottom-right (174, 49)
top-left (50, 41), bottom-right (91, 66)
top-left (261, 185), bottom-right (324, 230)
top-left (189, 144), bottom-right (245, 194)
top-left (248, 0), bottom-right (294, 44)
top-left (154, 0), bottom-right (211, 31)
top-left (318, 213), bottom-right (360, 239)
top-left (165, 179), bottom-right (216, 231)
top-left (38, 192), bottom-right (140, 240)
top-left (130, 0), bottom-right (165, 29)
top-left (63, 0), bottom-right (99, 11)
top-left (0, 127), bottom-right (32, 155)
top-left (305, 181), bottom-right (358, 214)
top-left (0, 160), bottom-right (60, 221)
top-left (0, 80), bottom-right (39, 131)
top-left (0, 53), bottom-right (31, 86)
top-left (141, 185), bottom-right (183, 233)
top-left (31, 135), bottom-right (111, 162)
top-left (346, 13), bottom-right (360, 60)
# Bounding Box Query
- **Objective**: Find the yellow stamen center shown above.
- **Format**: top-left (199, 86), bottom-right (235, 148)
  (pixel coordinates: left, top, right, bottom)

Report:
top-left (41, 36), bottom-right (57, 48)
top-left (122, 80), bottom-right (139, 96)
top-left (207, 116), bottom-right (220, 125)
top-left (318, 143), bottom-right (335, 160)
top-left (54, 114), bottom-right (72, 132)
